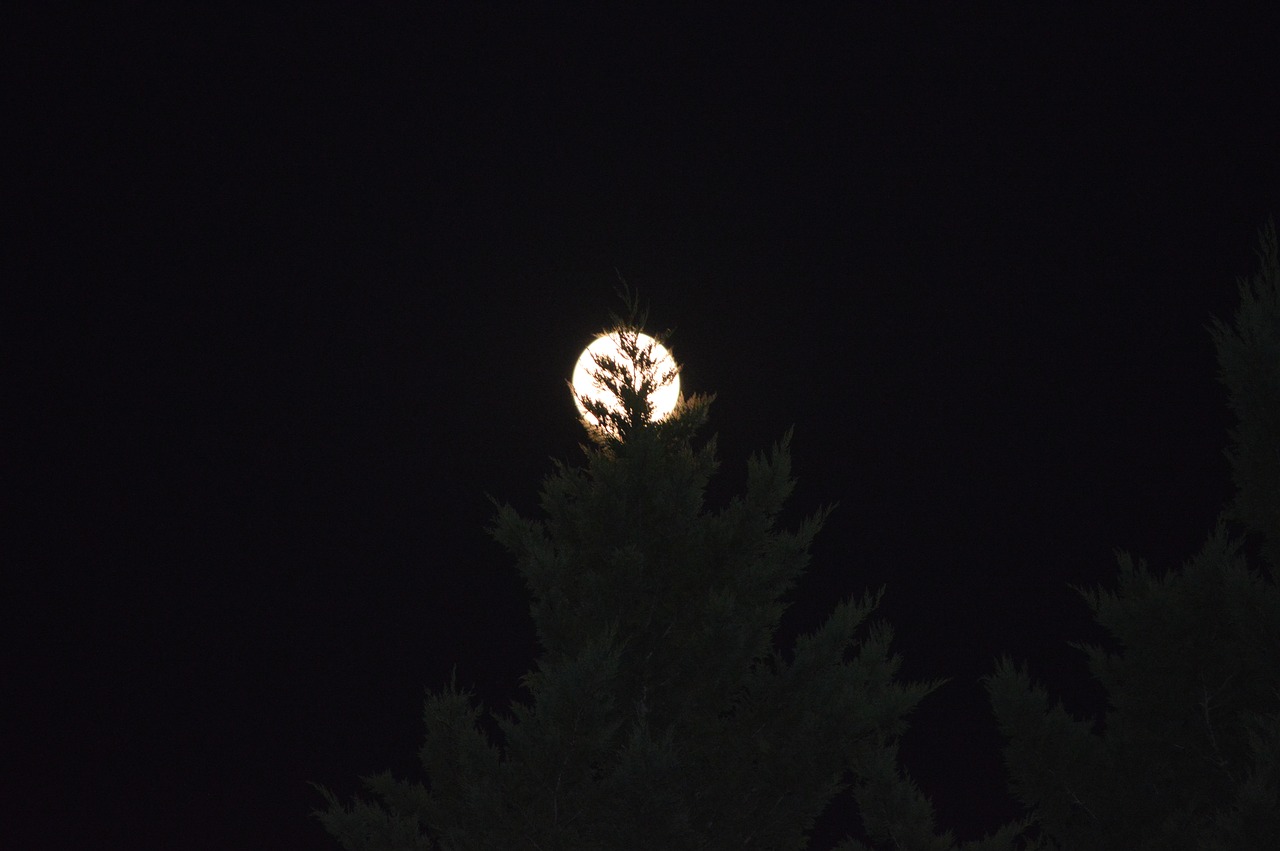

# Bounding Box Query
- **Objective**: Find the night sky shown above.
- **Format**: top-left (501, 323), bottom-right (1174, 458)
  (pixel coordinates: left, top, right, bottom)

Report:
top-left (11, 5), bottom-right (1280, 849)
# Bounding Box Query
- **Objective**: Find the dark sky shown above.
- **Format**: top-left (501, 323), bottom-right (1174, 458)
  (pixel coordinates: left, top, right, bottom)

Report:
top-left (11, 4), bottom-right (1280, 849)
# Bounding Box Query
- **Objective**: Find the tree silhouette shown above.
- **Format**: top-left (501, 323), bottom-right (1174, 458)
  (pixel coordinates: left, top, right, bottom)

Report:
top-left (311, 290), bottom-right (966, 849)
top-left (985, 220), bottom-right (1280, 850)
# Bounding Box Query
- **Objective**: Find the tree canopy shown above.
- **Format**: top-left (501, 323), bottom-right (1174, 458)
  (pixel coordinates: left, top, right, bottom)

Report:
top-left (312, 291), bottom-right (964, 849)
top-left (986, 220), bottom-right (1280, 850)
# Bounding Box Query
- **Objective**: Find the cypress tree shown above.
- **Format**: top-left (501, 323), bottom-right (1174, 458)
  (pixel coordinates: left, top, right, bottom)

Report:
top-left (1211, 219), bottom-right (1280, 572)
top-left (311, 292), bottom-right (951, 850)
top-left (985, 220), bottom-right (1280, 850)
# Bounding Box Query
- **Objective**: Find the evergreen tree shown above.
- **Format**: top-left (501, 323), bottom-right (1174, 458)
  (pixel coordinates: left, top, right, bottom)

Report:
top-left (311, 292), bottom-right (961, 850)
top-left (985, 220), bottom-right (1280, 850)
top-left (1211, 219), bottom-right (1280, 572)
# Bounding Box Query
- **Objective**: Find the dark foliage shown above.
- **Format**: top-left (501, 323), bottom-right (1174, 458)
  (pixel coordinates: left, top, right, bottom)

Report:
top-left (313, 293), bottom-right (959, 850)
top-left (986, 221), bottom-right (1280, 851)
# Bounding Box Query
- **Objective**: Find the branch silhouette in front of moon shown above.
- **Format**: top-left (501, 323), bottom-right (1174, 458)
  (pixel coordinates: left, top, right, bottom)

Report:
top-left (571, 331), bottom-right (681, 428)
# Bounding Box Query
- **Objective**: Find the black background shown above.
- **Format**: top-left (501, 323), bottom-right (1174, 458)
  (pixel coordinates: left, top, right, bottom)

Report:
top-left (9, 4), bottom-right (1280, 848)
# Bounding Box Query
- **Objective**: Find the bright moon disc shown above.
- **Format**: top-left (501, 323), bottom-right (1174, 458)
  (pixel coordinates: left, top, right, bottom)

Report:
top-left (572, 332), bottom-right (680, 426)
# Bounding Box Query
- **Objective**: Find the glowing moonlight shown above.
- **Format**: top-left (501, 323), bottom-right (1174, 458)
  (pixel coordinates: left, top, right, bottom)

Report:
top-left (572, 332), bottom-right (680, 426)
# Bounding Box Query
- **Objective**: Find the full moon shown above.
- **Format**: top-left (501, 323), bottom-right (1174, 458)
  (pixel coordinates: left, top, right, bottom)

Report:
top-left (572, 331), bottom-right (680, 426)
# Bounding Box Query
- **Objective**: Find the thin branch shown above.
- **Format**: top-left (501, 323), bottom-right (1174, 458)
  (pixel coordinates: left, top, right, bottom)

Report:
top-left (1051, 768), bottom-right (1098, 823)
top-left (553, 768), bottom-right (562, 824)
top-left (1199, 671), bottom-right (1235, 769)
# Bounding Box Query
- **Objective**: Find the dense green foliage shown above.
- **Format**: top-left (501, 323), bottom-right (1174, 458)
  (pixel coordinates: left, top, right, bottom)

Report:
top-left (312, 299), bottom-right (960, 849)
top-left (986, 221), bottom-right (1280, 850)
top-left (313, 221), bottom-right (1278, 849)
top-left (1210, 220), bottom-right (1280, 571)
